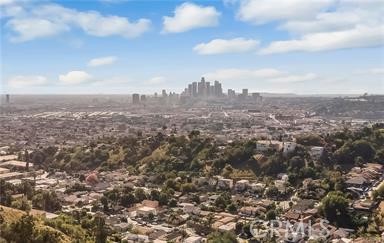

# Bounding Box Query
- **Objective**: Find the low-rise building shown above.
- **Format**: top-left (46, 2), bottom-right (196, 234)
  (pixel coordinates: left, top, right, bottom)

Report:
top-left (256, 140), bottom-right (282, 152)
top-left (309, 146), bottom-right (324, 160)
top-left (345, 177), bottom-right (368, 189)
top-left (0, 172), bottom-right (24, 181)
top-left (0, 160), bottom-right (33, 170)
top-left (184, 236), bottom-right (203, 243)
top-left (218, 222), bottom-right (236, 232)
top-left (239, 206), bottom-right (265, 216)
top-left (0, 154), bottom-right (18, 162)
top-left (283, 142), bottom-right (297, 155)
top-left (137, 206), bottom-right (157, 217)
top-left (0, 167), bottom-right (10, 174)
top-left (234, 179), bottom-right (249, 192)
top-left (180, 203), bottom-right (200, 215)
top-left (217, 178), bottom-right (233, 190)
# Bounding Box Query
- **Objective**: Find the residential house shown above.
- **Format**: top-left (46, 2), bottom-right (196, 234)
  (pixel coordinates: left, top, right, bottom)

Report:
top-left (184, 236), bottom-right (203, 243)
top-left (234, 179), bottom-right (249, 192)
top-left (239, 206), bottom-right (266, 216)
top-left (218, 222), bottom-right (236, 232)
top-left (283, 142), bottom-right (297, 155)
top-left (345, 177), bottom-right (368, 189)
top-left (137, 206), bottom-right (157, 217)
top-left (180, 203), bottom-right (200, 215)
top-left (309, 146), bottom-right (324, 160)
top-left (256, 140), bottom-right (282, 152)
top-left (217, 178), bottom-right (233, 190)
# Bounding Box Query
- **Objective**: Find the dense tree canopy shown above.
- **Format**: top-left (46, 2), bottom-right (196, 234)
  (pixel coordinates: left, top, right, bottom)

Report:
top-left (207, 231), bottom-right (238, 243)
top-left (320, 191), bottom-right (350, 227)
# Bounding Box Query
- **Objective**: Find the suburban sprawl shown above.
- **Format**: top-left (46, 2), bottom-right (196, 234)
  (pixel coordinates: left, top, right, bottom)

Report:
top-left (0, 91), bottom-right (383, 243)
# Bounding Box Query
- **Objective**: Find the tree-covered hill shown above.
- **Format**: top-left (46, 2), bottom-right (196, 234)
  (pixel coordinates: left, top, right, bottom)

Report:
top-left (25, 124), bottom-right (384, 181)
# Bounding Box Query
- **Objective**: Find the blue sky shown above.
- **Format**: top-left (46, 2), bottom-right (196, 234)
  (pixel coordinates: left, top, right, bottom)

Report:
top-left (1, 0), bottom-right (383, 94)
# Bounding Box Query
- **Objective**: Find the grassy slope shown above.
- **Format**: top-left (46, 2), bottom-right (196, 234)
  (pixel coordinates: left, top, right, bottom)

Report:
top-left (0, 206), bottom-right (71, 243)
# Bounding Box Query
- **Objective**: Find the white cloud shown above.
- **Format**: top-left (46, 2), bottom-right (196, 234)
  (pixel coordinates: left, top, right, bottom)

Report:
top-left (99, 0), bottom-right (127, 3)
top-left (6, 18), bottom-right (69, 42)
top-left (1, 4), bottom-right (24, 17)
top-left (236, 0), bottom-right (384, 54)
top-left (88, 56), bottom-right (117, 67)
top-left (203, 68), bottom-right (316, 83)
top-left (7, 75), bottom-right (47, 87)
top-left (237, 0), bottom-right (333, 25)
top-left (279, 11), bottom-right (363, 34)
top-left (204, 68), bottom-right (282, 80)
top-left (356, 67), bottom-right (384, 75)
top-left (194, 38), bottom-right (259, 55)
top-left (259, 25), bottom-right (383, 54)
top-left (269, 73), bottom-right (317, 83)
top-left (59, 70), bottom-right (92, 85)
top-left (162, 2), bottom-right (220, 33)
top-left (4, 3), bottom-right (151, 42)
top-left (146, 76), bottom-right (166, 85)
top-left (369, 68), bottom-right (384, 75)
top-left (0, 0), bottom-right (15, 6)
top-left (74, 11), bottom-right (151, 38)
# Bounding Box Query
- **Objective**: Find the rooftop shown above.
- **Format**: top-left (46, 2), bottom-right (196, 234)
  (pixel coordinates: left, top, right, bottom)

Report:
top-left (0, 160), bottom-right (33, 168)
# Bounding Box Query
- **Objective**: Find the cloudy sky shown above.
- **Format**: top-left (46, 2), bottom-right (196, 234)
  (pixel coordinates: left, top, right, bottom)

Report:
top-left (1, 0), bottom-right (383, 94)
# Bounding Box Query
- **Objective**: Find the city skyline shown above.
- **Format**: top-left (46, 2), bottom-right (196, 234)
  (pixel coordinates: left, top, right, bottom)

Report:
top-left (1, 0), bottom-right (383, 95)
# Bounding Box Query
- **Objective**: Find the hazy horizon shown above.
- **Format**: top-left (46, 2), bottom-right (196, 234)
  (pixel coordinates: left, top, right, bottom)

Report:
top-left (1, 92), bottom-right (383, 97)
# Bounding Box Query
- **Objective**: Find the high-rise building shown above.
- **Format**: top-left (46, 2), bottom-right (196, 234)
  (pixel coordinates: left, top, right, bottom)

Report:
top-left (210, 86), bottom-right (215, 97)
top-left (214, 81), bottom-right (222, 97)
top-left (228, 89), bottom-right (236, 98)
top-left (242, 89), bottom-right (248, 97)
top-left (197, 82), bottom-right (203, 96)
top-left (5, 94), bottom-right (10, 104)
top-left (198, 77), bottom-right (206, 97)
top-left (162, 89), bottom-right (167, 98)
top-left (140, 95), bottom-right (147, 102)
top-left (252, 93), bottom-right (262, 103)
top-left (192, 82), bottom-right (197, 97)
top-left (132, 93), bottom-right (140, 104)
top-left (206, 82), bottom-right (210, 97)
top-left (182, 78), bottom-right (224, 99)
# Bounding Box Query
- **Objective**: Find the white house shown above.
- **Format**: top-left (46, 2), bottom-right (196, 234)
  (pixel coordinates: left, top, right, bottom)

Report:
top-left (256, 140), bottom-right (282, 152)
top-left (309, 146), bottom-right (324, 160)
top-left (180, 203), bottom-right (200, 215)
top-left (250, 182), bottom-right (265, 192)
top-left (208, 177), bottom-right (218, 187)
top-left (234, 180), bottom-right (249, 192)
top-left (283, 142), bottom-right (297, 155)
top-left (217, 178), bottom-right (233, 190)
top-left (218, 222), bottom-right (236, 232)
top-left (136, 206), bottom-right (157, 217)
